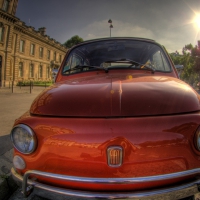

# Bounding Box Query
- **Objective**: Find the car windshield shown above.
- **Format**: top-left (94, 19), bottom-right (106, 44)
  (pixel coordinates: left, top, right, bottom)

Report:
top-left (62, 39), bottom-right (171, 74)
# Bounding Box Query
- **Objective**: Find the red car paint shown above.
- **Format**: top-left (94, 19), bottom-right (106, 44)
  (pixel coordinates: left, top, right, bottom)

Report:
top-left (11, 38), bottom-right (200, 198)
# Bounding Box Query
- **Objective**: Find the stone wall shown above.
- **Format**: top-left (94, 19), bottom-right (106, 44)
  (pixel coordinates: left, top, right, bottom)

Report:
top-left (0, 0), bottom-right (68, 86)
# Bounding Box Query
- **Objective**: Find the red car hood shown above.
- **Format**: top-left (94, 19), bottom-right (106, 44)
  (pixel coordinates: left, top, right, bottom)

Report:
top-left (30, 74), bottom-right (200, 117)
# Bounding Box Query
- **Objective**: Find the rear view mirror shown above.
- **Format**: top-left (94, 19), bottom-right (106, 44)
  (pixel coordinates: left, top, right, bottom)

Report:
top-left (175, 65), bottom-right (184, 78)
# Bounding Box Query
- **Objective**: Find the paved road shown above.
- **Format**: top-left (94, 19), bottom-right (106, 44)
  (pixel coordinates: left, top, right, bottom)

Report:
top-left (0, 87), bottom-right (45, 155)
top-left (0, 86), bottom-right (44, 136)
top-left (0, 86), bottom-right (46, 200)
top-left (0, 86), bottom-right (46, 148)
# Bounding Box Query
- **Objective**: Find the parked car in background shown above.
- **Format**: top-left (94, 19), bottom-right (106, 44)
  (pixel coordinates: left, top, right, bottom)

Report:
top-left (11, 38), bottom-right (200, 200)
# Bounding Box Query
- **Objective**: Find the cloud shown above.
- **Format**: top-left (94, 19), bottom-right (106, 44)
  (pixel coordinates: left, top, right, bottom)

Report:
top-left (79, 19), bottom-right (199, 53)
top-left (80, 20), bottom-right (182, 52)
top-left (81, 20), bottom-right (155, 40)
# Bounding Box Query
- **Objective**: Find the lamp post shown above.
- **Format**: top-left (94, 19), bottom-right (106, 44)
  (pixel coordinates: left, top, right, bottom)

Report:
top-left (108, 19), bottom-right (113, 37)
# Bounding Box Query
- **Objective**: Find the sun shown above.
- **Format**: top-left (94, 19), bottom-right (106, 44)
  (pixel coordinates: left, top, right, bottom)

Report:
top-left (193, 13), bottom-right (200, 29)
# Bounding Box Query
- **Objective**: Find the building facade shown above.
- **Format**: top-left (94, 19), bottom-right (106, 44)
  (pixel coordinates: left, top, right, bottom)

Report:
top-left (0, 0), bottom-right (67, 86)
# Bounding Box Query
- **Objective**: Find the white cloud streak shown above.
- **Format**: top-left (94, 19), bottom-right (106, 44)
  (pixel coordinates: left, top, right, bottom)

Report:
top-left (82, 20), bottom-right (155, 40)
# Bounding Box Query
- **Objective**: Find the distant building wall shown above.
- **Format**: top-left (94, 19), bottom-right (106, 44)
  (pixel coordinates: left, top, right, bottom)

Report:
top-left (0, 0), bottom-right (68, 86)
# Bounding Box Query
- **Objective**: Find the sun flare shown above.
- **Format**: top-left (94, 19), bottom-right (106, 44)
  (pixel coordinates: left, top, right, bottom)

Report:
top-left (194, 14), bottom-right (200, 29)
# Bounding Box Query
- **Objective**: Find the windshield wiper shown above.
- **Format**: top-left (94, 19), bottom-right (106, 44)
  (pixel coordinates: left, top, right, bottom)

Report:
top-left (127, 59), bottom-right (156, 73)
top-left (138, 64), bottom-right (156, 74)
top-left (102, 58), bottom-right (156, 74)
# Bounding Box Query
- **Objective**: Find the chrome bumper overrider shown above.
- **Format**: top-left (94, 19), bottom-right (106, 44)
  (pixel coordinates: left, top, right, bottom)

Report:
top-left (11, 167), bottom-right (200, 200)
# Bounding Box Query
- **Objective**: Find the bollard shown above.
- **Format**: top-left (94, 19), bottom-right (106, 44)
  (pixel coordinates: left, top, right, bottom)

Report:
top-left (12, 81), bottom-right (14, 93)
top-left (30, 81), bottom-right (32, 94)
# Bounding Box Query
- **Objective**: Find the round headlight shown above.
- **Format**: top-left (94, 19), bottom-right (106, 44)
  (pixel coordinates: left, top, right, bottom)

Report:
top-left (10, 124), bottom-right (37, 154)
top-left (195, 126), bottom-right (200, 151)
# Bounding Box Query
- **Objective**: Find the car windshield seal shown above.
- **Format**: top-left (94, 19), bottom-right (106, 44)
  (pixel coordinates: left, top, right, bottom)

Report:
top-left (102, 58), bottom-right (156, 73)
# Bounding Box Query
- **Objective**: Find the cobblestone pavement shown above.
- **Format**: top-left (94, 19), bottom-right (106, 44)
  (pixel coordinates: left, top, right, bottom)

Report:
top-left (0, 86), bottom-right (45, 137)
top-left (0, 86), bottom-right (47, 200)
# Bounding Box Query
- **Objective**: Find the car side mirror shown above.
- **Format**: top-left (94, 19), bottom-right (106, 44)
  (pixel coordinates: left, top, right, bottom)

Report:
top-left (175, 65), bottom-right (184, 79)
top-left (52, 69), bottom-right (58, 82)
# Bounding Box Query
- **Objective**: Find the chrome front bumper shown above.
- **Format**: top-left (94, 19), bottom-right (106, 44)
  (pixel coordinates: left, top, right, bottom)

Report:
top-left (11, 167), bottom-right (200, 200)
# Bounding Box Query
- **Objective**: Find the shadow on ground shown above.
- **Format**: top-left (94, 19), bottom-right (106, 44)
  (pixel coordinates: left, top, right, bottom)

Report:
top-left (0, 135), bottom-right (13, 156)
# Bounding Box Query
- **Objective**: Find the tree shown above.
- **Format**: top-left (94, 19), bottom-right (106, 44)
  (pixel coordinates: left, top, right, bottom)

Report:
top-left (170, 43), bottom-right (199, 87)
top-left (64, 35), bottom-right (83, 48)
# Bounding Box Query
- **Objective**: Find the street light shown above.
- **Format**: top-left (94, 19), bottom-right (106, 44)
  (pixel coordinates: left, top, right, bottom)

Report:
top-left (108, 19), bottom-right (113, 37)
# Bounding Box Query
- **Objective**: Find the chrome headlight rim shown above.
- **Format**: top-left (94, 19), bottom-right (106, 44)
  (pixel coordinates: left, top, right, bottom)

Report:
top-left (10, 124), bottom-right (37, 154)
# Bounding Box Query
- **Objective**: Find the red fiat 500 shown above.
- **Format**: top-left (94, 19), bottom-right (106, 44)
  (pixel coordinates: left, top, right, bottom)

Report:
top-left (11, 38), bottom-right (200, 200)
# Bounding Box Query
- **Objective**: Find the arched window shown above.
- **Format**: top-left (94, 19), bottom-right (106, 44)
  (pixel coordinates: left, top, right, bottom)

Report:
top-left (39, 47), bottom-right (43, 58)
top-left (0, 23), bottom-right (4, 42)
top-left (19, 40), bottom-right (25, 52)
top-left (19, 62), bottom-right (23, 77)
top-left (30, 44), bottom-right (35, 55)
top-left (2, 0), bottom-right (9, 12)
top-left (46, 65), bottom-right (50, 78)
top-left (47, 50), bottom-right (50, 60)
top-left (39, 65), bottom-right (43, 78)
top-left (29, 63), bottom-right (34, 78)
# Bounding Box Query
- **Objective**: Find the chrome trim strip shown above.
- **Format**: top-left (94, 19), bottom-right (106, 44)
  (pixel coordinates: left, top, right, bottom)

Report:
top-left (23, 168), bottom-right (200, 184)
top-left (11, 167), bottom-right (200, 199)
top-left (11, 168), bottom-right (200, 199)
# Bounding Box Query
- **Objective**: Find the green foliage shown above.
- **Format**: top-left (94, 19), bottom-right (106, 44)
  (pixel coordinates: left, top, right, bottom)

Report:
top-left (183, 43), bottom-right (193, 53)
top-left (17, 80), bottom-right (53, 87)
top-left (170, 42), bottom-right (200, 88)
top-left (64, 35), bottom-right (83, 48)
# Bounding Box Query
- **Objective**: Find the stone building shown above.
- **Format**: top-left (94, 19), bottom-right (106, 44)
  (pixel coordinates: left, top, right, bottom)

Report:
top-left (0, 0), bottom-right (68, 86)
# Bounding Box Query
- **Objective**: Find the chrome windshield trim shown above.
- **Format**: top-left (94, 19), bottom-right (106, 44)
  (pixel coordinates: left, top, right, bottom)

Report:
top-left (11, 167), bottom-right (200, 199)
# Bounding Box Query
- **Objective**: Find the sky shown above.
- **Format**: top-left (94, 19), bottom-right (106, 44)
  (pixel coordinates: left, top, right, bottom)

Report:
top-left (16, 0), bottom-right (200, 53)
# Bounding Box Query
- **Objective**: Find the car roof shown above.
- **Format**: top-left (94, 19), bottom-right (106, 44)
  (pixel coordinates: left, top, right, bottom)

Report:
top-left (74, 37), bottom-right (156, 47)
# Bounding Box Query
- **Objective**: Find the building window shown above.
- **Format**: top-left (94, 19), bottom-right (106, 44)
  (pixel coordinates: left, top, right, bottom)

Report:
top-left (39, 47), bottom-right (43, 58)
top-left (0, 23), bottom-right (4, 42)
top-left (29, 64), bottom-right (34, 77)
top-left (20, 40), bottom-right (25, 52)
top-left (18, 62), bottom-right (23, 77)
top-left (54, 52), bottom-right (56, 61)
top-left (39, 65), bottom-right (43, 78)
top-left (47, 66), bottom-right (50, 78)
top-left (47, 50), bottom-right (50, 60)
top-left (2, 0), bottom-right (9, 12)
top-left (30, 44), bottom-right (35, 55)
top-left (59, 55), bottom-right (62, 63)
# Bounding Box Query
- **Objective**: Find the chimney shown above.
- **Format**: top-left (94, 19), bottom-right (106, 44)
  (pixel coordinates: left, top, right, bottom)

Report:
top-left (38, 27), bottom-right (46, 35)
